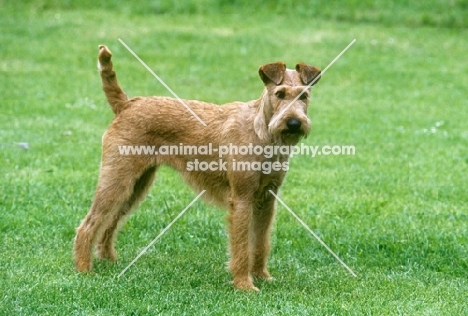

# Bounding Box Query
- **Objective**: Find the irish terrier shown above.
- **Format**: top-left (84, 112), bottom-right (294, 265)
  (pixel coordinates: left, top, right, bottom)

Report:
top-left (74, 45), bottom-right (321, 291)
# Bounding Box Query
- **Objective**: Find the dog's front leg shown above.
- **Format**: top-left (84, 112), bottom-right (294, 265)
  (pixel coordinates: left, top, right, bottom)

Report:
top-left (250, 194), bottom-right (276, 281)
top-left (227, 197), bottom-right (258, 291)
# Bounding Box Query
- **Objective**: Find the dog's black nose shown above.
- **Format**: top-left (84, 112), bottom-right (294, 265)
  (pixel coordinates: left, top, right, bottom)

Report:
top-left (286, 118), bottom-right (301, 131)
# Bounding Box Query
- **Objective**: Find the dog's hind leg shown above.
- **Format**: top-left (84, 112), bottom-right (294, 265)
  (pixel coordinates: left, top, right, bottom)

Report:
top-left (73, 157), bottom-right (152, 272)
top-left (96, 165), bottom-right (157, 262)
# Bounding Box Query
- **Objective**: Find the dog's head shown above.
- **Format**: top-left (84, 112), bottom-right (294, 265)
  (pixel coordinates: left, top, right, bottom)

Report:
top-left (254, 62), bottom-right (321, 145)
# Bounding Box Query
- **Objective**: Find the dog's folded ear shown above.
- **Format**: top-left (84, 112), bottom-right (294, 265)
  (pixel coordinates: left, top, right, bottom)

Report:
top-left (259, 62), bottom-right (286, 85)
top-left (295, 63), bottom-right (321, 86)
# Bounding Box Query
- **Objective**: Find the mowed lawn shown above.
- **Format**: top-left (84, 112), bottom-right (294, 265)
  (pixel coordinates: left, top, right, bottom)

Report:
top-left (1, 1), bottom-right (467, 315)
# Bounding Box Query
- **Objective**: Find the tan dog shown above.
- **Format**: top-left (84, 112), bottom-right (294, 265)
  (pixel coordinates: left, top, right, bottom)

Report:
top-left (74, 45), bottom-right (321, 291)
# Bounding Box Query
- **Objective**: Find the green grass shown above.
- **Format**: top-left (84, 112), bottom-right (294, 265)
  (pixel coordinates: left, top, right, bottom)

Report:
top-left (1, 1), bottom-right (468, 315)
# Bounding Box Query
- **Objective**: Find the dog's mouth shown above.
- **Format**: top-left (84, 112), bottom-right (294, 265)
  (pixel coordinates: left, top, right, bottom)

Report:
top-left (281, 125), bottom-right (307, 137)
top-left (280, 129), bottom-right (306, 144)
top-left (281, 129), bottom-right (304, 136)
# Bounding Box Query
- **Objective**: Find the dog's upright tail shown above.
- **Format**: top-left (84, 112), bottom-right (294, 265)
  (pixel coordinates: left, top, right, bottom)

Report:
top-left (97, 45), bottom-right (128, 115)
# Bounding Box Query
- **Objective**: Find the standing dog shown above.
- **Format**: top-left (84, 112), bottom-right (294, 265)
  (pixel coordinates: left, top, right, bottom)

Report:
top-left (74, 45), bottom-right (321, 291)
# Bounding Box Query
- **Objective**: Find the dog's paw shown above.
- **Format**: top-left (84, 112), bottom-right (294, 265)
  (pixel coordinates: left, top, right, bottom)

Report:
top-left (234, 283), bottom-right (260, 292)
top-left (233, 277), bottom-right (260, 292)
top-left (252, 269), bottom-right (274, 281)
top-left (75, 259), bottom-right (93, 272)
top-left (96, 245), bottom-right (117, 262)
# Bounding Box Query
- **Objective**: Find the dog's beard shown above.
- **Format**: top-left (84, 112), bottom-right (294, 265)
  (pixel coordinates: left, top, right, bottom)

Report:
top-left (267, 126), bottom-right (308, 145)
top-left (278, 129), bottom-right (307, 145)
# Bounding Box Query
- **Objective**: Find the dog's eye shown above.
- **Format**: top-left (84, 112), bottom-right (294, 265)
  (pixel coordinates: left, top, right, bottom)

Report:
top-left (298, 93), bottom-right (308, 100)
top-left (275, 90), bottom-right (285, 99)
